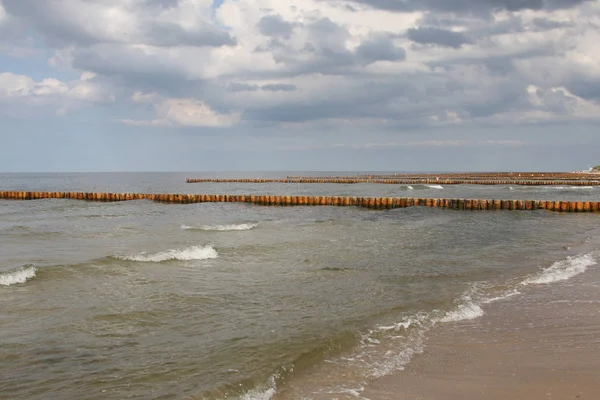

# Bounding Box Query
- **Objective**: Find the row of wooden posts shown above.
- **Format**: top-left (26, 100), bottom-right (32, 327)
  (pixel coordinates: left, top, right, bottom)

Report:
top-left (1, 191), bottom-right (599, 212)
top-left (186, 178), bottom-right (600, 186)
top-left (287, 176), bottom-right (600, 182)
top-left (288, 173), bottom-right (600, 180)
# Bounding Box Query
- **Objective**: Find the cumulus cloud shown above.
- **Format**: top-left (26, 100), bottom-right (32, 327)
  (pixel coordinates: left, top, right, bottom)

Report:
top-left (258, 15), bottom-right (295, 37)
top-left (122, 98), bottom-right (240, 127)
top-left (1, 0), bottom-right (236, 48)
top-left (0, 72), bottom-right (113, 115)
top-left (346, 0), bottom-right (591, 14)
top-left (407, 27), bottom-right (472, 48)
top-left (0, 0), bottom-right (599, 133)
top-left (0, 1), bottom-right (6, 22)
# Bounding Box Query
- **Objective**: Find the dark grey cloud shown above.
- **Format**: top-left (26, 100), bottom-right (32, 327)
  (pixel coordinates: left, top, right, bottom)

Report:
top-left (3, 0), bottom-right (102, 46)
top-left (418, 11), bottom-right (573, 41)
top-left (355, 35), bottom-right (407, 63)
top-left (425, 42), bottom-right (557, 77)
top-left (2, 0), bottom-right (235, 48)
top-left (143, 0), bottom-right (180, 9)
top-left (241, 79), bottom-right (439, 123)
top-left (341, 0), bottom-right (590, 13)
top-left (258, 15), bottom-right (294, 37)
top-left (407, 27), bottom-right (472, 48)
top-left (1, 0), bottom-right (590, 133)
top-left (528, 86), bottom-right (580, 114)
top-left (566, 77), bottom-right (600, 102)
top-left (261, 83), bottom-right (297, 92)
top-left (70, 45), bottom-right (208, 98)
top-left (531, 17), bottom-right (574, 30)
top-left (228, 83), bottom-right (260, 92)
top-left (262, 19), bottom-right (406, 77)
top-left (462, 83), bottom-right (528, 118)
top-left (142, 21), bottom-right (236, 47)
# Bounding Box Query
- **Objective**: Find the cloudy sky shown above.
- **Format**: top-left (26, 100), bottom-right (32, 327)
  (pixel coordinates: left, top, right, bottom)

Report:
top-left (1, 0), bottom-right (599, 172)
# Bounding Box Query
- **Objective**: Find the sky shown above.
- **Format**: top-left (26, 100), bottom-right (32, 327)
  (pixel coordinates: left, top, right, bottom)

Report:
top-left (0, 0), bottom-right (599, 172)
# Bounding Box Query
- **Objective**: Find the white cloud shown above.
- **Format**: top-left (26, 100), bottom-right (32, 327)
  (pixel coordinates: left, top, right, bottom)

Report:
top-left (121, 98), bottom-right (240, 127)
top-left (0, 72), bottom-right (114, 115)
top-left (132, 91), bottom-right (158, 103)
top-left (80, 71), bottom-right (96, 81)
top-left (0, 72), bottom-right (110, 101)
top-left (0, 1), bottom-right (6, 24)
top-left (1, 0), bottom-right (599, 130)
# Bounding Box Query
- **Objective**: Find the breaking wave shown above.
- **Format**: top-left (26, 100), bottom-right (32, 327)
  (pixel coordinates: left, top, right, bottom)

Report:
top-left (182, 223), bottom-right (258, 231)
top-left (228, 251), bottom-right (597, 399)
top-left (237, 375), bottom-right (277, 400)
top-left (521, 253), bottom-right (596, 285)
top-left (114, 245), bottom-right (218, 262)
top-left (0, 266), bottom-right (37, 286)
top-left (424, 184), bottom-right (444, 189)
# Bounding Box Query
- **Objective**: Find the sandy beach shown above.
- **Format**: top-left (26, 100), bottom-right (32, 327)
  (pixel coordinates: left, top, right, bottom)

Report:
top-left (363, 261), bottom-right (600, 400)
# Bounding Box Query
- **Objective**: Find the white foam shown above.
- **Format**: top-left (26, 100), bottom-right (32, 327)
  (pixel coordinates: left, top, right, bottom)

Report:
top-left (368, 343), bottom-right (424, 379)
top-left (425, 184), bottom-right (444, 189)
top-left (116, 245), bottom-right (218, 262)
top-left (439, 301), bottom-right (484, 322)
top-left (327, 386), bottom-right (368, 399)
top-left (406, 185), bottom-right (414, 190)
top-left (182, 223), bottom-right (258, 231)
top-left (375, 317), bottom-right (421, 332)
top-left (482, 289), bottom-right (521, 304)
top-left (358, 313), bottom-right (431, 379)
top-left (521, 253), bottom-right (596, 285)
top-left (238, 374), bottom-right (277, 400)
top-left (239, 386), bottom-right (275, 400)
top-left (0, 266), bottom-right (37, 286)
top-left (438, 286), bottom-right (485, 323)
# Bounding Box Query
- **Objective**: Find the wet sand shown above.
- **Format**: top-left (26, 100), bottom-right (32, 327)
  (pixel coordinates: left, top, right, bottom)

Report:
top-left (363, 266), bottom-right (600, 400)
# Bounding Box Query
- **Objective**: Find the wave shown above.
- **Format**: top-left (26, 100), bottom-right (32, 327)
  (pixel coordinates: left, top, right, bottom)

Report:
top-left (521, 253), bottom-right (596, 285)
top-left (482, 289), bottom-right (520, 304)
top-left (237, 375), bottom-right (277, 400)
top-left (114, 245), bottom-right (218, 262)
top-left (424, 184), bottom-right (444, 189)
top-left (0, 266), bottom-right (37, 286)
top-left (222, 252), bottom-right (597, 398)
top-left (439, 298), bottom-right (483, 323)
top-left (182, 223), bottom-right (258, 232)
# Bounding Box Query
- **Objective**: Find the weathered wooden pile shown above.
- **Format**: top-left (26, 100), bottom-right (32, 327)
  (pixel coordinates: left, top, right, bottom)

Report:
top-left (1, 191), bottom-right (598, 212)
top-left (186, 172), bottom-right (600, 186)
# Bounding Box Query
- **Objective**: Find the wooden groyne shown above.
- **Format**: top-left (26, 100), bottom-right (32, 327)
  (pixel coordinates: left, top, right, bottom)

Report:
top-left (290, 172), bottom-right (600, 180)
top-left (1, 191), bottom-right (599, 212)
top-left (185, 178), bottom-right (600, 186)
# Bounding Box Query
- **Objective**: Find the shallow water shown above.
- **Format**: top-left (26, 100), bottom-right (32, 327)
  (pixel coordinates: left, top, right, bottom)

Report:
top-left (1, 172), bottom-right (600, 399)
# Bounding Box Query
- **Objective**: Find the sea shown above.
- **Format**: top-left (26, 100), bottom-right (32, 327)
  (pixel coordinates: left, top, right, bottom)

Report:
top-left (1, 172), bottom-right (600, 399)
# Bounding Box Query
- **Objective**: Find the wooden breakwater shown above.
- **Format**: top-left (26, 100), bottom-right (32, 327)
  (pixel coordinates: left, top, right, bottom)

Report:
top-left (185, 178), bottom-right (600, 186)
top-left (1, 191), bottom-right (599, 212)
top-left (290, 172), bottom-right (600, 180)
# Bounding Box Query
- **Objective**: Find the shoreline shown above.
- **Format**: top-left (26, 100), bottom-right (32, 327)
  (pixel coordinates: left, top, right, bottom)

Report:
top-left (362, 258), bottom-right (600, 400)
